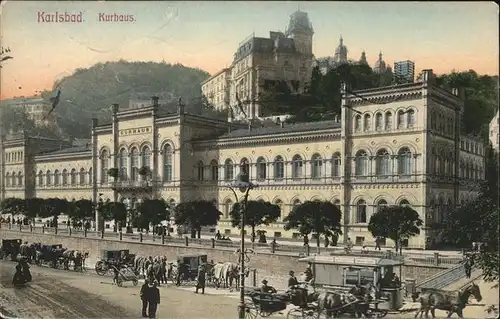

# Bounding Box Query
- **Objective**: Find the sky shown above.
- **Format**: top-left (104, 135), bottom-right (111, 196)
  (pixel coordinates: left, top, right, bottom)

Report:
top-left (0, 1), bottom-right (498, 100)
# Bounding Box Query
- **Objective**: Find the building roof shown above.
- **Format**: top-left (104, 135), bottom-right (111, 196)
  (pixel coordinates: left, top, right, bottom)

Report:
top-left (218, 120), bottom-right (341, 139)
top-left (0, 96), bottom-right (45, 105)
top-left (37, 144), bottom-right (91, 156)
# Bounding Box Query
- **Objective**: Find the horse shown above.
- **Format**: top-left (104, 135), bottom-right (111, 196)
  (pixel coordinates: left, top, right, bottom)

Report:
top-left (413, 282), bottom-right (482, 318)
top-left (316, 291), bottom-right (356, 318)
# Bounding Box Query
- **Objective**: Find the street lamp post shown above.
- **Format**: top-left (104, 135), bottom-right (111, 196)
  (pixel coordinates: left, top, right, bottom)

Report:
top-left (227, 169), bottom-right (256, 319)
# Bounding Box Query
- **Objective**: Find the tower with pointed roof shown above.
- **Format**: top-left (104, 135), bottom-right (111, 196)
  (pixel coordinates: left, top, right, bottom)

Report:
top-left (359, 50), bottom-right (368, 65)
top-left (333, 36), bottom-right (348, 65)
top-left (373, 51), bottom-right (387, 73)
top-left (285, 10), bottom-right (314, 55)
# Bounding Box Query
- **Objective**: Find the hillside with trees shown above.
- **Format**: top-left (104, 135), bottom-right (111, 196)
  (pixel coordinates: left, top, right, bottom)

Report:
top-left (2, 60), bottom-right (211, 139)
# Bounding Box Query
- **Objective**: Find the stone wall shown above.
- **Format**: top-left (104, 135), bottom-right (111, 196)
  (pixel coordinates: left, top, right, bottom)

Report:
top-left (0, 229), bottom-right (447, 287)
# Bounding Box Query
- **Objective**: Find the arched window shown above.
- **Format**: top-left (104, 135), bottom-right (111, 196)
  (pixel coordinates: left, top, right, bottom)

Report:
top-left (256, 157), bottom-right (267, 181)
top-left (397, 110), bottom-right (405, 128)
top-left (407, 109), bottom-right (416, 127)
top-left (446, 153), bottom-right (454, 176)
top-left (355, 115), bottom-right (362, 132)
top-left (398, 147), bottom-right (412, 176)
top-left (54, 170), bottom-right (60, 186)
top-left (311, 154), bottom-right (323, 179)
top-left (223, 198), bottom-right (232, 219)
top-left (11, 172), bottom-right (16, 187)
top-left (292, 155), bottom-right (303, 179)
top-left (101, 150), bottom-right (109, 184)
top-left (62, 169), bottom-right (68, 186)
top-left (356, 199), bottom-right (367, 223)
top-left (385, 112), bottom-right (393, 130)
top-left (376, 199), bottom-right (388, 212)
top-left (197, 160), bottom-right (204, 181)
top-left (375, 113), bottom-right (383, 131)
top-left (210, 160), bottom-right (218, 181)
top-left (224, 159), bottom-right (234, 181)
top-left (46, 170), bottom-right (51, 186)
top-left (333, 199), bottom-right (341, 212)
top-left (274, 199), bottom-right (284, 221)
top-left (332, 153), bottom-right (341, 178)
top-left (363, 114), bottom-right (371, 131)
top-left (292, 199), bottom-right (301, 209)
top-left (17, 172), bottom-right (23, 186)
top-left (355, 150), bottom-right (369, 177)
top-left (163, 145), bottom-right (173, 182)
top-left (5, 173), bottom-right (10, 187)
top-left (274, 156), bottom-right (284, 180)
top-left (142, 146), bottom-right (151, 169)
top-left (71, 169), bottom-right (77, 185)
top-left (399, 199), bottom-right (411, 207)
top-left (79, 168), bottom-right (86, 185)
top-left (130, 147), bottom-right (139, 181)
top-left (240, 158), bottom-right (249, 175)
top-left (439, 151), bottom-right (446, 175)
top-left (119, 149), bottom-right (128, 181)
top-left (376, 149), bottom-right (391, 177)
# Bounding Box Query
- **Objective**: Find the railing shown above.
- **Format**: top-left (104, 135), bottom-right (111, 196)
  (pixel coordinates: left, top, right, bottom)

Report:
top-left (0, 223), bottom-right (464, 267)
top-left (416, 263), bottom-right (472, 291)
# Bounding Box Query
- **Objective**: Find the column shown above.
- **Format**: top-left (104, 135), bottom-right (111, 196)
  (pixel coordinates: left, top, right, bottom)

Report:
top-left (92, 118), bottom-right (102, 231)
top-left (152, 96), bottom-right (159, 198)
top-left (112, 103), bottom-right (119, 202)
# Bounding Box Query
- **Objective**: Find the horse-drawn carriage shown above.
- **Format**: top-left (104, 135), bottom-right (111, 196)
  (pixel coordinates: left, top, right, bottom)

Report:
top-left (95, 249), bottom-right (132, 276)
top-left (35, 244), bottom-right (65, 268)
top-left (169, 253), bottom-right (208, 285)
top-left (0, 239), bottom-right (21, 261)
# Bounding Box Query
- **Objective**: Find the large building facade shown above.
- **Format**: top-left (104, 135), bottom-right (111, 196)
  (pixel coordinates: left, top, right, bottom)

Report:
top-left (0, 70), bottom-right (486, 249)
top-left (201, 10), bottom-right (314, 120)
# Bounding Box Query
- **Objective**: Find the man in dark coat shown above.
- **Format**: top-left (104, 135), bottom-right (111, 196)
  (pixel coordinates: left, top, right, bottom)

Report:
top-left (195, 263), bottom-right (206, 294)
top-left (140, 279), bottom-right (150, 317)
top-left (146, 280), bottom-right (160, 318)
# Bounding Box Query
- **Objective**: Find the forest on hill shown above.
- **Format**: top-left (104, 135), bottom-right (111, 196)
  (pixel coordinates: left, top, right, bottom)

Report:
top-left (1, 60), bottom-right (211, 139)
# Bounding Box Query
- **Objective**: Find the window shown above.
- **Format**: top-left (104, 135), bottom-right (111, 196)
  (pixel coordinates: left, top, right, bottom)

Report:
top-left (163, 145), bottom-right (173, 182)
top-left (223, 199), bottom-right (232, 219)
top-left (101, 150), bottom-right (109, 184)
top-left (397, 110), bottom-right (405, 128)
top-left (355, 115), bottom-right (362, 132)
top-left (17, 172), bottom-right (23, 186)
top-left (274, 156), bottom-right (284, 180)
top-left (333, 199), bottom-right (341, 212)
top-left (5, 173), bottom-right (10, 187)
top-left (240, 158), bottom-right (250, 175)
top-left (356, 199), bottom-right (367, 223)
top-left (62, 169), bottom-right (68, 186)
top-left (376, 149), bottom-right (391, 177)
top-left (376, 199), bottom-right (388, 212)
top-left (197, 161), bottom-right (204, 181)
top-left (79, 168), bottom-right (86, 185)
top-left (399, 199), bottom-right (410, 207)
top-left (224, 159), bottom-right (234, 181)
top-left (363, 114), bottom-right (371, 131)
top-left (398, 147), bottom-right (412, 176)
top-left (256, 157), bottom-right (267, 181)
top-left (11, 173), bottom-right (16, 187)
top-left (292, 155), bottom-right (303, 179)
top-left (54, 170), bottom-right (60, 186)
top-left (375, 113), bottom-right (383, 131)
top-left (274, 199), bottom-right (284, 221)
top-left (311, 154), bottom-right (323, 179)
top-left (130, 147), bottom-right (139, 182)
top-left (210, 160), bottom-right (218, 181)
top-left (142, 146), bottom-right (151, 169)
top-left (332, 153), bottom-right (341, 178)
top-left (355, 150), bottom-right (369, 177)
top-left (46, 170), bottom-right (51, 186)
top-left (71, 169), bottom-right (77, 185)
top-left (119, 149), bottom-right (128, 181)
top-left (385, 112), bottom-right (392, 130)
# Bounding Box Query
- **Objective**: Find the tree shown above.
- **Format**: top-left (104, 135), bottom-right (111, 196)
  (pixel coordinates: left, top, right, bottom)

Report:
top-left (229, 199), bottom-right (280, 242)
top-left (136, 199), bottom-right (168, 231)
top-left (174, 200), bottom-right (222, 238)
top-left (25, 198), bottom-right (44, 225)
top-left (39, 198), bottom-right (69, 227)
top-left (109, 201), bottom-right (127, 231)
top-left (283, 200), bottom-right (343, 253)
top-left (368, 205), bottom-right (423, 254)
top-left (0, 197), bottom-right (25, 215)
top-left (108, 168), bottom-right (119, 179)
top-left (73, 199), bottom-right (94, 220)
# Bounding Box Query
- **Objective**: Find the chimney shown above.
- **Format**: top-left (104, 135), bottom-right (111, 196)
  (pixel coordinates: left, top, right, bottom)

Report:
top-left (452, 87), bottom-right (465, 101)
top-left (151, 96), bottom-right (159, 107)
top-left (280, 122), bottom-right (284, 128)
top-left (91, 118), bottom-right (98, 129)
top-left (421, 69), bottom-right (435, 85)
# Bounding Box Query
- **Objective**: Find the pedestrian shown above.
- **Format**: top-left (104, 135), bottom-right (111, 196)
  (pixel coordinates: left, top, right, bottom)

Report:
top-left (195, 262), bottom-right (206, 294)
top-left (140, 279), bottom-right (150, 317)
top-left (464, 256), bottom-right (472, 279)
top-left (375, 237), bottom-right (382, 251)
top-left (147, 280), bottom-right (161, 318)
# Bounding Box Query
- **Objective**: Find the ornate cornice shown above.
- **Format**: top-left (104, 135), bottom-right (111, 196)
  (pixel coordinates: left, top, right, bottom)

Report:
top-left (349, 91), bottom-right (423, 106)
top-left (35, 151), bottom-right (92, 162)
top-left (351, 183), bottom-right (420, 189)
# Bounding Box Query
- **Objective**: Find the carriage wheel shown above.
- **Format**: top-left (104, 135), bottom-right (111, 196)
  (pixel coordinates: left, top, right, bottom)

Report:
top-left (243, 304), bottom-right (257, 319)
top-left (286, 308), bottom-right (306, 319)
top-left (132, 279), bottom-right (138, 286)
top-left (116, 278), bottom-right (123, 287)
top-left (366, 309), bottom-right (388, 318)
top-left (95, 261), bottom-right (107, 276)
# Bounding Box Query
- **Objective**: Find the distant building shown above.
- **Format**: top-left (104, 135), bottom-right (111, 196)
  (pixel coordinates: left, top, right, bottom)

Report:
top-left (201, 10), bottom-right (314, 120)
top-left (0, 96), bottom-right (54, 126)
top-left (490, 109), bottom-right (499, 151)
top-left (373, 51), bottom-right (391, 74)
top-left (394, 60), bottom-right (415, 84)
top-left (314, 36), bottom-right (350, 75)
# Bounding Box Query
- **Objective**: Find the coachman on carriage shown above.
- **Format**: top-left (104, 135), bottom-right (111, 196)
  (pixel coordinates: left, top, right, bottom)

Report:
top-left (1, 239), bottom-right (22, 261)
